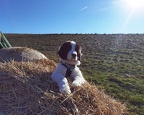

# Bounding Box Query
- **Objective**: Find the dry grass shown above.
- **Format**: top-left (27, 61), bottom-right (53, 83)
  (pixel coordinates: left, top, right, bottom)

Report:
top-left (0, 59), bottom-right (129, 115)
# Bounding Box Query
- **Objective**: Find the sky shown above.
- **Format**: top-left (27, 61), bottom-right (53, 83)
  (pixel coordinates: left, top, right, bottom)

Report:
top-left (0, 0), bottom-right (144, 34)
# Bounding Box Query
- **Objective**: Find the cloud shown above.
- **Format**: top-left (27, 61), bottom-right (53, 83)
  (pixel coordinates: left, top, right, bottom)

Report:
top-left (79, 6), bottom-right (88, 11)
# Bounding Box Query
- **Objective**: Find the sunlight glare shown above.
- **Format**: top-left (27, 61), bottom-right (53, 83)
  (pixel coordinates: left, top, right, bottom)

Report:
top-left (122, 0), bottom-right (144, 11)
top-left (114, 0), bottom-right (144, 33)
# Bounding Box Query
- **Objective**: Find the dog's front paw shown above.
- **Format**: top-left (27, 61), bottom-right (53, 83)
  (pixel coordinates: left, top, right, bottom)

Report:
top-left (72, 80), bottom-right (82, 87)
top-left (60, 88), bottom-right (71, 95)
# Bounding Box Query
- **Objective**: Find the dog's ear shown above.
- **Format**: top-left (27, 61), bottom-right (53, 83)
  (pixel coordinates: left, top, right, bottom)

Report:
top-left (58, 42), bottom-right (71, 60)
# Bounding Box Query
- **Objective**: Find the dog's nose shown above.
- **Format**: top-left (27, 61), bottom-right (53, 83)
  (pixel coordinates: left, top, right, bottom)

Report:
top-left (72, 54), bottom-right (76, 58)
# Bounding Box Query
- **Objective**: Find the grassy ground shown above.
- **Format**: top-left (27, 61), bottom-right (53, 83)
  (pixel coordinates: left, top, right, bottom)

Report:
top-left (5, 33), bottom-right (144, 115)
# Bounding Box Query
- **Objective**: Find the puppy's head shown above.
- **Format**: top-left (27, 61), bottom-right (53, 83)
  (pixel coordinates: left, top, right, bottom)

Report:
top-left (58, 41), bottom-right (82, 65)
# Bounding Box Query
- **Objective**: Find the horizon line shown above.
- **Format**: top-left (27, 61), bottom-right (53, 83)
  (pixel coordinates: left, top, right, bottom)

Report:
top-left (3, 32), bottom-right (144, 35)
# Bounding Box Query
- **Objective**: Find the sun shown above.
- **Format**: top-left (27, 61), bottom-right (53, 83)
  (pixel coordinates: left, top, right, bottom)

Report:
top-left (122, 0), bottom-right (144, 11)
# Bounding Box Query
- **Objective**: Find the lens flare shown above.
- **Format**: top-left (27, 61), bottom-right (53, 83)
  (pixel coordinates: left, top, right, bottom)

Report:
top-left (122, 0), bottom-right (144, 11)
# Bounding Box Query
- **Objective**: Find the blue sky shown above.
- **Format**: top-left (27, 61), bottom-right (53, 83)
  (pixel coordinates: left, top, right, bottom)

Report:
top-left (1, 0), bottom-right (144, 34)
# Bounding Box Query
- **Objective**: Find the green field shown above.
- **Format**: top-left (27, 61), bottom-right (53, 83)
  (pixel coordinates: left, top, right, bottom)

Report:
top-left (5, 33), bottom-right (144, 115)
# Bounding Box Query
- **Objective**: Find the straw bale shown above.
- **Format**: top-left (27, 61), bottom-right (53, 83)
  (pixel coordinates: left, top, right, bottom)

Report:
top-left (0, 59), bottom-right (129, 115)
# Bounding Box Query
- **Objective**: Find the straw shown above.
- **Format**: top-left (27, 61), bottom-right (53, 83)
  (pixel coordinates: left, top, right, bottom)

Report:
top-left (0, 59), bottom-right (129, 115)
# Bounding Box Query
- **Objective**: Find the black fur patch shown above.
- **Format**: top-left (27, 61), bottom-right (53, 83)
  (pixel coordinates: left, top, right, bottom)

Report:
top-left (75, 43), bottom-right (82, 60)
top-left (58, 42), bottom-right (72, 59)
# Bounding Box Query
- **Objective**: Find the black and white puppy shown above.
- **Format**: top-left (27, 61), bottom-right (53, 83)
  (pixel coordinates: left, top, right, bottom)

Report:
top-left (51, 41), bottom-right (86, 95)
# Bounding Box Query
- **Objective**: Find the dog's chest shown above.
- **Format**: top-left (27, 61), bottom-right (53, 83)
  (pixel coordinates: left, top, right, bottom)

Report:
top-left (55, 63), bottom-right (78, 77)
top-left (61, 63), bottom-right (75, 77)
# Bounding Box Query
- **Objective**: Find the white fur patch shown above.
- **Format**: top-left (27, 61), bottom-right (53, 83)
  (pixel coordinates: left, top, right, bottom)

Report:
top-left (67, 41), bottom-right (77, 60)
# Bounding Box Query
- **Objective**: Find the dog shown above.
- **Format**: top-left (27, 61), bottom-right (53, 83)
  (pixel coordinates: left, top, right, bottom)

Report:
top-left (51, 41), bottom-right (86, 95)
top-left (0, 47), bottom-right (47, 62)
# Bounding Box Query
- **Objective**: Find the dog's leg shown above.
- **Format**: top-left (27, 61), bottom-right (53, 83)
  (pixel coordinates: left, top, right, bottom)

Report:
top-left (51, 73), bottom-right (71, 95)
top-left (72, 75), bottom-right (86, 87)
top-left (71, 68), bottom-right (86, 87)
